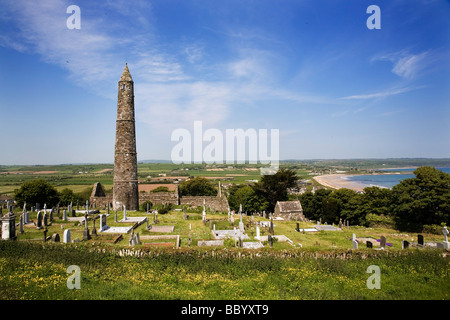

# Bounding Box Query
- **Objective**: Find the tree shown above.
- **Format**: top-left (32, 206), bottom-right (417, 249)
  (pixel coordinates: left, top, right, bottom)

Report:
top-left (392, 166), bottom-right (450, 231)
top-left (59, 188), bottom-right (78, 206)
top-left (179, 177), bottom-right (217, 196)
top-left (257, 168), bottom-right (298, 211)
top-left (14, 179), bottom-right (59, 209)
top-left (227, 184), bottom-right (269, 213)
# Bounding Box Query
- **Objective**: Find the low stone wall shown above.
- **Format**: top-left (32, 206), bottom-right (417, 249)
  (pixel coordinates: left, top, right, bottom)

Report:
top-left (140, 192), bottom-right (179, 205)
top-left (180, 196), bottom-right (229, 212)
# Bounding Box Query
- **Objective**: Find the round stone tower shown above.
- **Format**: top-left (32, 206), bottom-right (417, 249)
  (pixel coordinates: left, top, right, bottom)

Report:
top-left (113, 64), bottom-right (139, 211)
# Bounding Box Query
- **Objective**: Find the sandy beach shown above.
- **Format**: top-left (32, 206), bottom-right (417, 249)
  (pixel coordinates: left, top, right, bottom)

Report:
top-left (313, 174), bottom-right (367, 192)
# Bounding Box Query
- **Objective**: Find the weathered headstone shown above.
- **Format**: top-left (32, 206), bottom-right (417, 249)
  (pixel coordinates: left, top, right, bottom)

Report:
top-left (99, 214), bottom-right (108, 231)
top-left (63, 209), bottom-right (67, 221)
top-left (402, 240), bottom-right (410, 249)
top-left (19, 214), bottom-right (24, 234)
top-left (1, 212), bottom-right (17, 240)
top-left (352, 239), bottom-right (358, 249)
top-left (366, 241), bottom-right (373, 248)
top-left (63, 229), bottom-right (71, 243)
top-left (380, 236), bottom-right (386, 249)
top-left (443, 226), bottom-right (449, 249)
top-left (268, 235), bottom-right (273, 248)
top-left (91, 216), bottom-right (97, 236)
top-left (418, 234), bottom-right (424, 246)
top-left (256, 226), bottom-right (260, 240)
top-left (36, 211), bottom-right (43, 229)
top-left (51, 233), bottom-right (60, 242)
top-left (43, 212), bottom-right (49, 227)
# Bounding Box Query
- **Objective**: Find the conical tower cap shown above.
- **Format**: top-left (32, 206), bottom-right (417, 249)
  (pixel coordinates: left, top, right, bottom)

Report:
top-left (120, 63), bottom-right (133, 82)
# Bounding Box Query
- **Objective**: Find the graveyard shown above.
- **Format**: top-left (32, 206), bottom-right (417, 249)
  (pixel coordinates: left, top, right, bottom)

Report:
top-left (0, 202), bottom-right (449, 300)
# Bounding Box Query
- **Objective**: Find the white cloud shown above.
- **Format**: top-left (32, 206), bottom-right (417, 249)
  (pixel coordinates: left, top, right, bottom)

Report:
top-left (371, 50), bottom-right (431, 80)
top-left (340, 86), bottom-right (424, 100)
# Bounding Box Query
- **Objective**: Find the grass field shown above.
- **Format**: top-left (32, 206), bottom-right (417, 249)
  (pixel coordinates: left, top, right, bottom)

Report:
top-left (0, 209), bottom-right (448, 300)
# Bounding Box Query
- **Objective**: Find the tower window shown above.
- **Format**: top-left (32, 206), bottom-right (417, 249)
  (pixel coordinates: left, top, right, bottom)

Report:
top-left (122, 84), bottom-right (126, 90)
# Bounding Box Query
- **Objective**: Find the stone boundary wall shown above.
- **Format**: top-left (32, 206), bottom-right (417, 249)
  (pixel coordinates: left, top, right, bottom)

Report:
top-left (180, 196), bottom-right (229, 212)
top-left (90, 183), bottom-right (229, 212)
top-left (140, 192), bottom-right (179, 205)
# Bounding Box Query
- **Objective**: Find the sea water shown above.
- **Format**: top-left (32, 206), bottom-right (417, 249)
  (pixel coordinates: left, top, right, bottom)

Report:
top-left (344, 167), bottom-right (450, 189)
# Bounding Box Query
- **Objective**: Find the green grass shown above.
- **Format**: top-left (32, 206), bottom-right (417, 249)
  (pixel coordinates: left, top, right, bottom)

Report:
top-left (0, 209), bottom-right (448, 300)
top-left (0, 240), bottom-right (448, 300)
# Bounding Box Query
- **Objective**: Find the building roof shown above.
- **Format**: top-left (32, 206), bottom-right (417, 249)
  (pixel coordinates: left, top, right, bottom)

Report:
top-left (276, 200), bottom-right (302, 212)
top-left (119, 63), bottom-right (133, 82)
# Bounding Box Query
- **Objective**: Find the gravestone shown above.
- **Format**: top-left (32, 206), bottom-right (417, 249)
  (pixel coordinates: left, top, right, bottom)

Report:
top-left (19, 214), bottom-right (24, 234)
top-left (43, 212), bottom-right (49, 227)
top-left (36, 211), bottom-right (43, 230)
top-left (99, 214), bottom-right (108, 231)
top-left (268, 235), bottom-right (273, 248)
top-left (91, 216), bottom-right (97, 236)
top-left (256, 226), bottom-right (261, 240)
top-left (418, 234), bottom-right (424, 246)
top-left (63, 229), bottom-right (71, 243)
top-left (51, 233), bottom-right (60, 242)
top-left (269, 218), bottom-right (274, 234)
top-left (295, 222), bottom-right (300, 232)
top-left (380, 236), bottom-right (386, 249)
top-left (352, 239), bottom-right (358, 249)
top-left (63, 210), bottom-right (67, 221)
top-left (366, 241), bottom-right (373, 248)
top-left (1, 212), bottom-right (17, 240)
top-left (402, 240), bottom-right (410, 249)
top-left (443, 226), bottom-right (449, 249)
top-left (83, 213), bottom-right (91, 241)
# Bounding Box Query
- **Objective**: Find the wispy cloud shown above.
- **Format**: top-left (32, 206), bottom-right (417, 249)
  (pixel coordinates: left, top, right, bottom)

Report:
top-left (340, 86), bottom-right (424, 100)
top-left (371, 50), bottom-right (432, 80)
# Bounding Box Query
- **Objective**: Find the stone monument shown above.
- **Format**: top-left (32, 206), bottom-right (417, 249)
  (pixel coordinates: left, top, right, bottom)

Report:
top-left (112, 63), bottom-right (139, 211)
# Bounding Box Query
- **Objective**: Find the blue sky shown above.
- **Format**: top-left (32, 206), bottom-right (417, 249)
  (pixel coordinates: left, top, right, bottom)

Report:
top-left (0, 0), bottom-right (449, 165)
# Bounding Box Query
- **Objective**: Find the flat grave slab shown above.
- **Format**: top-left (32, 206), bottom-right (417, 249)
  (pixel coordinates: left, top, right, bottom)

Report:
top-left (259, 235), bottom-right (292, 242)
top-left (212, 229), bottom-right (249, 240)
top-left (147, 225), bottom-right (175, 233)
top-left (100, 226), bottom-right (133, 234)
top-left (118, 216), bottom-right (147, 224)
top-left (242, 241), bottom-right (264, 249)
top-left (198, 240), bottom-right (224, 247)
top-left (315, 225), bottom-right (342, 231)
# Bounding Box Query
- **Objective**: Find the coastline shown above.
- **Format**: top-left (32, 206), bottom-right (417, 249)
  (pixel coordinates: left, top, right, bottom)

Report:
top-left (312, 174), bottom-right (369, 192)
